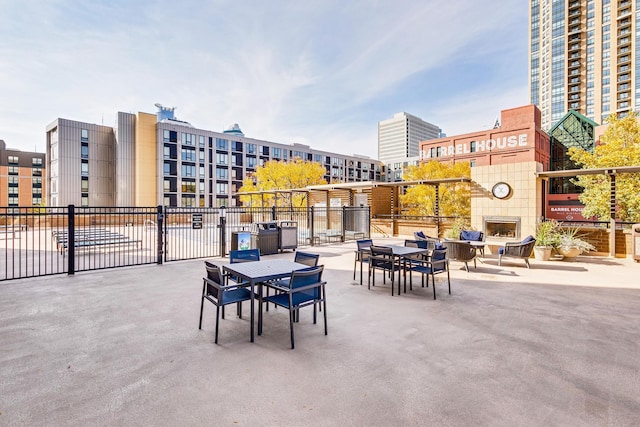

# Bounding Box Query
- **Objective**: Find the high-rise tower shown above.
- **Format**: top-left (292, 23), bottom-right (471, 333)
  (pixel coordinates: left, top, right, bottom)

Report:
top-left (529, 0), bottom-right (639, 129)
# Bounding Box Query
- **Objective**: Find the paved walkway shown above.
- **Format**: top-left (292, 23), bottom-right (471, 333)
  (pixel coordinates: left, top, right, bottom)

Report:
top-left (1, 238), bottom-right (639, 426)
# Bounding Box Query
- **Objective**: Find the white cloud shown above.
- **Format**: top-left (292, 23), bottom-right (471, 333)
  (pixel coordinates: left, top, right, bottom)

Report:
top-left (0, 0), bottom-right (528, 158)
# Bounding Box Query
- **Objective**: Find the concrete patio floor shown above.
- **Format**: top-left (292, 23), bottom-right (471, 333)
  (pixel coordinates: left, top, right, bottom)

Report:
top-left (1, 238), bottom-right (639, 426)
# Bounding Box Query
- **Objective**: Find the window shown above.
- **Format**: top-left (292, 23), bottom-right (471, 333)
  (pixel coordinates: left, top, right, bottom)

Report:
top-left (164, 163), bottom-right (171, 176)
top-left (163, 130), bottom-right (178, 142)
top-left (8, 166), bottom-right (18, 175)
top-left (81, 162), bottom-right (88, 177)
top-left (272, 147), bottom-right (281, 158)
top-left (81, 196), bottom-right (89, 207)
top-left (81, 144), bottom-right (88, 159)
top-left (181, 181), bottom-right (196, 193)
top-left (164, 146), bottom-right (171, 159)
top-left (181, 164), bottom-right (196, 177)
top-left (181, 148), bottom-right (196, 162)
top-left (199, 165), bottom-right (205, 178)
top-left (246, 157), bottom-right (256, 168)
top-left (216, 153), bottom-right (228, 165)
top-left (8, 155), bottom-right (18, 164)
top-left (81, 129), bottom-right (89, 142)
top-left (32, 157), bottom-right (43, 166)
top-left (470, 141), bottom-right (477, 153)
top-left (32, 168), bottom-right (42, 177)
top-left (216, 138), bottom-right (228, 150)
top-left (216, 167), bottom-right (228, 180)
top-left (182, 133), bottom-right (196, 146)
top-left (246, 143), bottom-right (256, 154)
top-left (81, 179), bottom-right (89, 192)
top-left (199, 135), bottom-right (205, 148)
top-left (8, 186), bottom-right (18, 196)
top-left (9, 176), bottom-right (19, 187)
top-left (216, 183), bottom-right (228, 194)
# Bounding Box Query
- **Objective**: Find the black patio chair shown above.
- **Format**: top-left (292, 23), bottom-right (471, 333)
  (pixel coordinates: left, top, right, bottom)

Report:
top-left (411, 248), bottom-right (450, 300)
top-left (198, 261), bottom-right (254, 344)
top-left (498, 236), bottom-right (536, 268)
top-left (229, 249), bottom-right (260, 263)
top-left (368, 245), bottom-right (401, 296)
top-left (353, 239), bottom-right (373, 285)
top-left (260, 265), bottom-right (327, 349)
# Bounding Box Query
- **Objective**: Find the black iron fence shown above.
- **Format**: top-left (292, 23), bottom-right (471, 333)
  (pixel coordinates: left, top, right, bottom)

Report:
top-left (1, 205), bottom-right (370, 281)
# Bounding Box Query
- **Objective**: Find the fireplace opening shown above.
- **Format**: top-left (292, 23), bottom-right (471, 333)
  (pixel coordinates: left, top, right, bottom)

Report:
top-left (483, 216), bottom-right (521, 239)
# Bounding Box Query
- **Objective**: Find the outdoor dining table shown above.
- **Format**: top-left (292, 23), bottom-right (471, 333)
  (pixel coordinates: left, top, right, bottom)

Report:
top-left (222, 259), bottom-right (309, 342)
top-left (363, 245), bottom-right (430, 294)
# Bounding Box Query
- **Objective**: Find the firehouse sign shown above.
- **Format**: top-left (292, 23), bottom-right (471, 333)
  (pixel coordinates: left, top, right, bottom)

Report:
top-left (421, 133), bottom-right (529, 158)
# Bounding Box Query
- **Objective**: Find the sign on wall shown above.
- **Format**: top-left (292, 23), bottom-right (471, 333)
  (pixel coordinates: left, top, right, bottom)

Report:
top-left (421, 133), bottom-right (529, 159)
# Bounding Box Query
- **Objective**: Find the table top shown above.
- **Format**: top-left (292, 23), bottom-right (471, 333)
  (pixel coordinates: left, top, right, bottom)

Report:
top-left (223, 259), bottom-right (309, 282)
top-left (366, 245), bottom-right (428, 256)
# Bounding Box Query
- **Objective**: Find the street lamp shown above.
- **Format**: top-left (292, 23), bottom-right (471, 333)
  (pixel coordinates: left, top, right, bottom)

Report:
top-left (219, 205), bottom-right (227, 257)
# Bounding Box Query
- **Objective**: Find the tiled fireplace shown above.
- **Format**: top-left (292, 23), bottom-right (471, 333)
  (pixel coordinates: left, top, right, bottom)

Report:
top-left (483, 216), bottom-right (521, 240)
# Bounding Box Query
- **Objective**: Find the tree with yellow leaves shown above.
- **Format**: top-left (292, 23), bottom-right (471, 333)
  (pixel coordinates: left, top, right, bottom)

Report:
top-left (399, 160), bottom-right (471, 217)
top-left (238, 159), bottom-right (327, 207)
top-left (568, 112), bottom-right (640, 221)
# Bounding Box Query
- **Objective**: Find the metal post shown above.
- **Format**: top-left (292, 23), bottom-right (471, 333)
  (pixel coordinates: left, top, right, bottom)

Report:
top-left (341, 205), bottom-right (346, 242)
top-left (219, 206), bottom-right (227, 257)
top-left (310, 206), bottom-right (315, 246)
top-left (157, 206), bottom-right (164, 264)
top-left (68, 204), bottom-right (75, 275)
top-left (609, 173), bottom-right (616, 258)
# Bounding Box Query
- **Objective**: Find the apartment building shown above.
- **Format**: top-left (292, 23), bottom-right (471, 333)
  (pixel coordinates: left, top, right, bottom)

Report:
top-left (529, 0), bottom-right (640, 130)
top-left (0, 140), bottom-right (46, 207)
top-left (46, 106), bottom-right (382, 207)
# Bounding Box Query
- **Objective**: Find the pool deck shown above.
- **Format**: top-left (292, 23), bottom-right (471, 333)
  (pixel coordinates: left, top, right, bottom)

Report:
top-left (1, 238), bottom-right (639, 426)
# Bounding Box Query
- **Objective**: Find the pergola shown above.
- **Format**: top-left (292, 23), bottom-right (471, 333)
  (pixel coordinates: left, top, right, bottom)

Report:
top-left (536, 165), bottom-right (640, 257)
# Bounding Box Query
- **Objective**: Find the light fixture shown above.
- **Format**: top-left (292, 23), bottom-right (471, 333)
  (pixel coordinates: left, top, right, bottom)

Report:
top-left (220, 205), bottom-right (226, 218)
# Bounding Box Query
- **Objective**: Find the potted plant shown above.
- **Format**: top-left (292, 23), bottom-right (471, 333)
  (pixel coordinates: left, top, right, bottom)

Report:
top-left (534, 220), bottom-right (559, 261)
top-left (556, 226), bottom-right (596, 261)
top-left (444, 218), bottom-right (469, 240)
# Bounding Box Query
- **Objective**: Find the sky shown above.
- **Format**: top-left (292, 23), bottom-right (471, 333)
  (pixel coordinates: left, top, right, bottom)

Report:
top-left (0, 0), bottom-right (529, 159)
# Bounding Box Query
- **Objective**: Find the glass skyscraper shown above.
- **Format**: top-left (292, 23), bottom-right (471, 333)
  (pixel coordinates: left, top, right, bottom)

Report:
top-left (529, 0), bottom-right (639, 130)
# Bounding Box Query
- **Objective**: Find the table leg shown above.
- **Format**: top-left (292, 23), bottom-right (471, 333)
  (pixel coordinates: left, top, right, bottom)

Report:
top-left (251, 281), bottom-right (255, 342)
top-left (257, 281), bottom-right (262, 337)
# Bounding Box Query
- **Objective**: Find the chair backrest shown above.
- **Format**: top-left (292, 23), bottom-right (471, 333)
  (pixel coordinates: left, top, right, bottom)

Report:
top-left (289, 265), bottom-right (325, 295)
top-left (356, 239), bottom-right (373, 251)
top-left (204, 261), bottom-right (223, 299)
top-left (370, 245), bottom-right (393, 257)
top-left (460, 230), bottom-right (484, 242)
top-left (294, 251), bottom-right (320, 267)
top-left (414, 231), bottom-right (427, 240)
top-left (405, 239), bottom-right (428, 249)
top-left (443, 241), bottom-right (474, 260)
top-left (431, 248), bottom-right (448, 262)
top-left (230, 248), bottom-right (260, 263)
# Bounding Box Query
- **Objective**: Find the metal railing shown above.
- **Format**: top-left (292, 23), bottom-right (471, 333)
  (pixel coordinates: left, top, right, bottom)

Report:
top-left (1, 205), bottom-right (371, 281)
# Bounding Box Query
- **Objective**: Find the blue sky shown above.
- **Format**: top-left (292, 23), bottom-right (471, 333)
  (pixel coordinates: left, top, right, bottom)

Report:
top-left (0, 0), bottom-right (528, 158)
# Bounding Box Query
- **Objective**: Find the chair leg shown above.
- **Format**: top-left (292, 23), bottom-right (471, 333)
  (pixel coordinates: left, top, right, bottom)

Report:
top-left (447, 269), bottom-right (451, 294)
top-left (525, 258), bottom-right (530, 269)
top-left (215, 305), bottom-right (221, 344)
top-left (238, 301), bottom-right (242, 319)
top-left (198, 285), bottom-right (205, 330)
top-left (289, 305), bottom-right (295, 350)
top-left (464, 262), bottom-right (469, 273)
top-left (322, 292), bottom-right (328, 336)
top-left (431, 273), bottom-right (436, 300)
top-left (221, 305), bottom-right (225, 320)
top-left (498, 254), bottom-right (502, 266)
top-left (474, 258), bottom-right (477, 269)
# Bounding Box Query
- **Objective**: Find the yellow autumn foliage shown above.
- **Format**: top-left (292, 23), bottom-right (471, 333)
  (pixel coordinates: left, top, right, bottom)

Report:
top-left (238, 159), bottom-right (327, 207)
top-left (568, 112), bottom-right (640, 221)
top-left (399, 161), bottom-right (471, 217)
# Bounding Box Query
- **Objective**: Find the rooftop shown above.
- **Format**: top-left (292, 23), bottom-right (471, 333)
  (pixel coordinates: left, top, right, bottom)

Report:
top-left (1, 239), bottom-right (639, 425)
